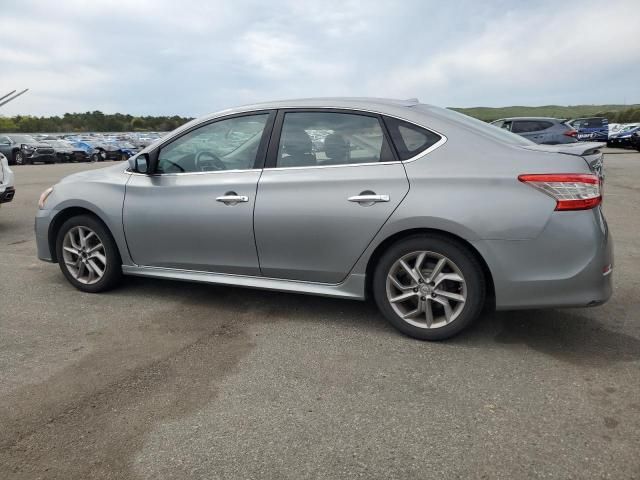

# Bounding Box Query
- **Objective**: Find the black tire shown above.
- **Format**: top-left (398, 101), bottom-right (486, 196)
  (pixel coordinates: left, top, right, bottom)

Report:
top-left (373, 235), bottom-right (486, 340)
top-left (14, 150), bottom-right (26, 165)
top-left (91, 153), bottom-right (100, 162)
top-left (55, 214), bottom-right (122, 293)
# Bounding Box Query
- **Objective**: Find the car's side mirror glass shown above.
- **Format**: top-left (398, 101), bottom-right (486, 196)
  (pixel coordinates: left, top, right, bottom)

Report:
top-left (129, 153), bottom-right (150, 174)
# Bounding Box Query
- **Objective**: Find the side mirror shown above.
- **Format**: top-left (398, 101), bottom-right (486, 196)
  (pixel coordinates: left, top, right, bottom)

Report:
top-left (129, 153), bottom-right (150, 174)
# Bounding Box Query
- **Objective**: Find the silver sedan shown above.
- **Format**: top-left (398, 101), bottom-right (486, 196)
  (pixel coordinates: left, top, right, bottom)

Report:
top-left (35, 98), bottom-right (612, 340)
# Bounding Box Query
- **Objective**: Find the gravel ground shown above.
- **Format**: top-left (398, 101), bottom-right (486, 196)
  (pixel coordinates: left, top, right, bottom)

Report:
top-left (1, 150), bottom-right (639, 479)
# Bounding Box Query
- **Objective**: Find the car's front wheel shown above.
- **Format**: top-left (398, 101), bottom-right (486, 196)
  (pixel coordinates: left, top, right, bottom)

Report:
top-left (55, 214), bottom-right (122, 293)
top-left (373, 235), bottom-right (486, 340)
top-left (14, 151), bottom-right (26, 165)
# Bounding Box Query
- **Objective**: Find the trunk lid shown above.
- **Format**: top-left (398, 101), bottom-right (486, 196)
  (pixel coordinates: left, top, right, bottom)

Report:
top-left (520, 141), bottom-right (605, 179)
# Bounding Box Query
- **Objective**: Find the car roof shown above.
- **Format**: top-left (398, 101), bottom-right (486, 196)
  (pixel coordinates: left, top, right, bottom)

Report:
top-left (203, 97), bottom-right (426, 119)
top-left (496, 117), bottom-right (564, 122)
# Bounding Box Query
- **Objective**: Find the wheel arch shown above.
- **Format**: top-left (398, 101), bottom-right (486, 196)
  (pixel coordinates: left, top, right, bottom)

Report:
top-left (364, 228), bottom-right (495, 306)
top-left (48, 206), bottom-right (111, 262)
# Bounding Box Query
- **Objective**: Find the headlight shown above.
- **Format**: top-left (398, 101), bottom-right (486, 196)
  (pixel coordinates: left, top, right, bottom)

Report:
top-left (38, 186), bottom-right (54, 209)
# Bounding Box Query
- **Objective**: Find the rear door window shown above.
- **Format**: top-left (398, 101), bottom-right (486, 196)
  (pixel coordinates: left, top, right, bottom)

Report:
top-left (274, 111), bottom-right (395, 168)
top-left (383, 117), bottom-right (442, 160)
top-left (512, 121), bottom-right (542, 133)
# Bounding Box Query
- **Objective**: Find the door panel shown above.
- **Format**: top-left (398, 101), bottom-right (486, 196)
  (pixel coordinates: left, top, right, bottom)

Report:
top-left (124, 171), bottom-right (261, 274)
top-left (254, 163), bottom-right (409, 283)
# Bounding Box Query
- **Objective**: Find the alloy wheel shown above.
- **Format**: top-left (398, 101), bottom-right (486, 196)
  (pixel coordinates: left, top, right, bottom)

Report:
top-left (385, 250), bottom-right (467, 329)
top-left (62, 226), bottom-right (107, 285)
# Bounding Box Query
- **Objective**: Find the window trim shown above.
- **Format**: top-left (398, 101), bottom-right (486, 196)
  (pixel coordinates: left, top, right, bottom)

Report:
top-left (148, 110), bottom-right (277, 175)
top-left (264, 107), bottom-right (448, 170)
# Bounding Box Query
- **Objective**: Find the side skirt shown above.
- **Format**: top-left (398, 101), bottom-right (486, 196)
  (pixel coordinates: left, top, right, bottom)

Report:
top-left (121, 265), bottom-right (366, 300)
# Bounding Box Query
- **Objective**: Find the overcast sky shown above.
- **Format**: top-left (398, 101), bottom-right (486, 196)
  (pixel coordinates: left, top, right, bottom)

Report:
top-left (1, 0), bottom-right (639, 117)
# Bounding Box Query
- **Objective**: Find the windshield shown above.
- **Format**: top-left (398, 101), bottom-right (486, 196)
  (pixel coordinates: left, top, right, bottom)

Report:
top-left (415, 106), bottom-right (536, 146)
top-left (10, 134), bottom-right (37, 144)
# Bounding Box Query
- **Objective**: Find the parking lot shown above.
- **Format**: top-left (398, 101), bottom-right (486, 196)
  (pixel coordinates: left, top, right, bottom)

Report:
top-left (1, 150), bottom-right (639, 479)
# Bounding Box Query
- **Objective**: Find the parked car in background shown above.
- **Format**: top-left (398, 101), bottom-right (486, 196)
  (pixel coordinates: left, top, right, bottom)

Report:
top-left (608, 123), bottom-right (624, 137)
top-left (43, 139), bottom-right (76, 163)
top-left (630, 131), bottom-right (640, 152)
top-left (34, 98), bottom-right (612, 341)
top-left (567, 117), bottom-right (609, 142)
top-left (67, 140), bottom-right (100, 162)
top-left (607, 124), bottom-right (640, 148)
top-left (102, 140), bottom-right (139, 160)
top-left (490, 117), bottom-right (578, 144)
top-left (0, 153), bottom-right (16, 205)
top-left (0, 134), bottom-right (56, 165)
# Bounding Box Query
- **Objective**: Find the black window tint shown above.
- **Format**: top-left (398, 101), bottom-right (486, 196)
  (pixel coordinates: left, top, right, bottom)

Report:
top-left (275, 112), bottom-right (393, 168)
top-left (384, 117), bottom-right (441, 160)
top-left (511, 121), bottom-right (546, 133)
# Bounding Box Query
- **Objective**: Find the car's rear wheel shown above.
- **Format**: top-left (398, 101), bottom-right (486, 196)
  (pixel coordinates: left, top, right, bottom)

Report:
top-left (55, 214), bottom-right (122, 293)
top-left (373, 235), bottom-right (485, 340)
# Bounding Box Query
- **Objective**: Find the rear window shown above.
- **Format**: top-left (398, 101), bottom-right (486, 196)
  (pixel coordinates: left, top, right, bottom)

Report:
top-left (383, 117), bottom-right (441, 160)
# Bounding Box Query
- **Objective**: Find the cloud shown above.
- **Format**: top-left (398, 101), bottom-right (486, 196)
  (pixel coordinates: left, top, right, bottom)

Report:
top-left (0, 0), bottom-right (638, 116)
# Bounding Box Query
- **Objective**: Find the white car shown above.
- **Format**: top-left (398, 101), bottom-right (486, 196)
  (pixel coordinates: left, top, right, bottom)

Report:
top-left (0, 153), bottom-right (16, 206)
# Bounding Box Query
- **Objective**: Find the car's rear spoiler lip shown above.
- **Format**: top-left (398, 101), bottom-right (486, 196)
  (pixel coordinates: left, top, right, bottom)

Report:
top-left (519, 142), bottom-right (606, 157)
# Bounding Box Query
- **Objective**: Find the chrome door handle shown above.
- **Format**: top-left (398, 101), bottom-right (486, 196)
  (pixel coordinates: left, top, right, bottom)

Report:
top-left (348, 194), bottom-right (390, 203)
top-left (216, 194), bottom-right (249, 204)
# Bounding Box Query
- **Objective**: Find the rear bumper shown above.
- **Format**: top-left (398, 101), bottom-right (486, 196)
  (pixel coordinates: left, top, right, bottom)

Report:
top-left (475, 207), bottom-right (613, 310)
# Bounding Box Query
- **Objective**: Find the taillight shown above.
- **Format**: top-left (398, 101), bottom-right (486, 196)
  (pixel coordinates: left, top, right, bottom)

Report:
top-left (563, 129), bottom-right (578, 137)
top-left (518, 174), bottom-right (601, 211)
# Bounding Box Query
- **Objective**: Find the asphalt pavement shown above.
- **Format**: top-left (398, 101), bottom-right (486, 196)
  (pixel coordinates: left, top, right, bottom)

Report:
top-left (1, 151), bottom-right (639, 479)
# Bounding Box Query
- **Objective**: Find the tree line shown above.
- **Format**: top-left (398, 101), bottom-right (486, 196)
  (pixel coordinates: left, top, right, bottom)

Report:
top-left (0, 111), bottom-right (193, 133)
top-left (2, 106), bottom-right (640, 133)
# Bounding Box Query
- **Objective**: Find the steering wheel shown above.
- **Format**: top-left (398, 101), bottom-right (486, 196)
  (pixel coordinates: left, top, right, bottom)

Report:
top-left (195, 151), bottom-right (226, 171)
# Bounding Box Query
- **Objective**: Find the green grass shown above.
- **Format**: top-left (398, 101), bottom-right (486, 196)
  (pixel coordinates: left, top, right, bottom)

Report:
top-left (451, 104), bottom-right (640, 122)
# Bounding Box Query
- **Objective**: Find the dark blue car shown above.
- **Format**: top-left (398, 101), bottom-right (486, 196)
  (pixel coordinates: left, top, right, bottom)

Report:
top-left (567, 117), bottom-right (609, 142)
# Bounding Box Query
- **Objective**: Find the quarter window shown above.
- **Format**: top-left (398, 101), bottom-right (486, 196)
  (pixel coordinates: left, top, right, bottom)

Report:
top-left (157, 114), bottom-right (269, 173)
top-left (383, 117), bottom-right (441, 160)
top-left (275, 112), bottom-right (394, 168)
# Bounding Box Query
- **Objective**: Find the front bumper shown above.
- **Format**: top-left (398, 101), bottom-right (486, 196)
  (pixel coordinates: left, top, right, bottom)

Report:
top-left (35, 209), bottom-right (55, 262)
top-left (474, 207), bottom-right (613, 310)
top-left (607, 137), bottom-right (634, 148)
top-left (25, 153), bottom-right (55, 163)
top-left (0, 186), bottom-right (15, 203)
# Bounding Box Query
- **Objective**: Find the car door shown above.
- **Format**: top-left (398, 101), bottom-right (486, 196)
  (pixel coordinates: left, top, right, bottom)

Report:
top-left (253, 109), bottom-right (410, 283)
top-left (123, 111), bottom-right (275, 275)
